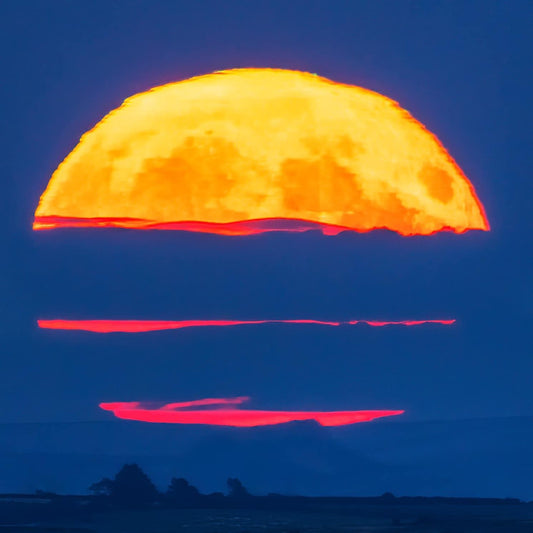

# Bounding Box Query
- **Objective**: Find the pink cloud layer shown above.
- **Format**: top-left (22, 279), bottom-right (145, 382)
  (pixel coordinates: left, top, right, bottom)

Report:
top-left (100, 397), bottom-right (404, 427)
top-left (38, 318), bottom-right (455, 333)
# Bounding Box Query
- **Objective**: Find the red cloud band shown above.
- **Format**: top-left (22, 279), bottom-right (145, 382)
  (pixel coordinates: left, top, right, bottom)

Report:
top-left (99, 397), bottom-right (404, 427)
top-left (33, 216), bottom-right (354, 235)
top-left (38, 318), bottom-right (455, 333)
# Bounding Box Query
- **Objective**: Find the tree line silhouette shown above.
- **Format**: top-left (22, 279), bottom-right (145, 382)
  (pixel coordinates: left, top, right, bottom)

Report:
top-left (89, 463), bottom-right (250, 508)
top-left (85, 463), bottom-right (525, 511)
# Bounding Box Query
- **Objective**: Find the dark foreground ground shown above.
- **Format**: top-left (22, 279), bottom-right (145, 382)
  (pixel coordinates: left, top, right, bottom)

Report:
top-left (2, 497), bottom-right (533, 533)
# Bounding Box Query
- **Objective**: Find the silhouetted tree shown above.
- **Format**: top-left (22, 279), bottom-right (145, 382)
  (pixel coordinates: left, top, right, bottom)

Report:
top-left (165, 477), bottom-right (200, 506)
top-left (227, 477), bottom-right (250, 498)
top-left (111, 463), bottom-right (158, 507)
top-left (89, 477), bottom-right (114, 496)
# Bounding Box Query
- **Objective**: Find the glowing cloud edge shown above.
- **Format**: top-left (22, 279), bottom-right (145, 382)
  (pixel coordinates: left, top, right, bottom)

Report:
top-left (38, 318), bottom-right (456, 333)
top-left (100, 397), bottom-right (405, 427)
top-left (32, 216), bottom-right (487, 237)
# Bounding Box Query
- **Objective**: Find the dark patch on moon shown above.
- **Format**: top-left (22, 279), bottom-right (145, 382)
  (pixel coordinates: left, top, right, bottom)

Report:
top-left (418, 164), bottom-right (454, 204)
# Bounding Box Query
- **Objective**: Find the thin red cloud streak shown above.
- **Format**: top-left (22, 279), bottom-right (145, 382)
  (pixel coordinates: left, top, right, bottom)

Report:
top-left (99, 397), bottom-right (404, 427)
top-left (32, 216), bottom-right (481, 237)
top-left (33, 216), bottom-right (355, 235)
top-left (38, 318), bottom-right (455, 333)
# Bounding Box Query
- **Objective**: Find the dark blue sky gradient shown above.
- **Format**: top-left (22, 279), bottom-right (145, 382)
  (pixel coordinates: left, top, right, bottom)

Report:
top-left (1, 1), bottom-right (532, 423)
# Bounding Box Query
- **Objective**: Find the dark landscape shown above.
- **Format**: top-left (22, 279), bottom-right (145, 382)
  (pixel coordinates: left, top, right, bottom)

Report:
top-left (2, 416), bottom-right (532, 499)
top-left (2, 416), bottom-right (532, 531)
top-left (2, 489), bottom-right (533, 533)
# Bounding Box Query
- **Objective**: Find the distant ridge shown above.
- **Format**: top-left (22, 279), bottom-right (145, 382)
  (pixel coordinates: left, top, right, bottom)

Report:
top-left (0, 416), bottom-right (531, 499)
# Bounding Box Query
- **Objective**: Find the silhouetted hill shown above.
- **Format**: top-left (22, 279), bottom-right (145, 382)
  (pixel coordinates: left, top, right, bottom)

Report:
top-left (0, 416), bottom-right (531, 499)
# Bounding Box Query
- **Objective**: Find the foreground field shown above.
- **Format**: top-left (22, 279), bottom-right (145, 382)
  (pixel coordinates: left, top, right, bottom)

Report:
top-left (2, 500), bottom-right (533, 533)
top-left (90, 506), bottom-right (533, 533)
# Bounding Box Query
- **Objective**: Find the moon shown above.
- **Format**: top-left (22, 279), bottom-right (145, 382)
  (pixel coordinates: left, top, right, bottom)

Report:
top-left (34, 68), bottom-right (488, 236)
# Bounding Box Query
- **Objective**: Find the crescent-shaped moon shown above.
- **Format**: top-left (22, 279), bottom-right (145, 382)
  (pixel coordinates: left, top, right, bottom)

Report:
top-left (34, 68), bottom-right (489, 236)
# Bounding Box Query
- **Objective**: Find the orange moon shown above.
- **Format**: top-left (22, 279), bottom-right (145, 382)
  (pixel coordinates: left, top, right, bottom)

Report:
top-left (34, 68), bottom-right (488, 236)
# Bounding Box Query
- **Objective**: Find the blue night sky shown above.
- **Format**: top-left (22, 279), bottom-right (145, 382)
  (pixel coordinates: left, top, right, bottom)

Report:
top-left (1, 0), bottom-right (532, 427)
